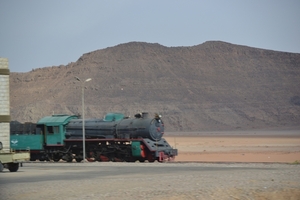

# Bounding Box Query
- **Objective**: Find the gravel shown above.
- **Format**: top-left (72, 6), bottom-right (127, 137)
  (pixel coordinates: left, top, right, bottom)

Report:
top-left (1, 162), bottom-right (300, 200)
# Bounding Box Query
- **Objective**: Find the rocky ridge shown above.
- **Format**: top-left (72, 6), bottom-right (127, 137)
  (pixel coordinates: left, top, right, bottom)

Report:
top-left (10, 41), bottom-right (300, 131)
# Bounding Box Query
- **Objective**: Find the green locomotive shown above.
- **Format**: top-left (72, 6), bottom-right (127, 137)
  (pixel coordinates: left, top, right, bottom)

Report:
top-left (10, 113), bottom-right (177, 162)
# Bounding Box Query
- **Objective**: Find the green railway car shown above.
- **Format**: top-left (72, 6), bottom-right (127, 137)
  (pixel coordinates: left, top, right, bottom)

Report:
top-left (10, 114), bottom-right (78, 161)
top-left (11, 134), bottom-right (43, 150)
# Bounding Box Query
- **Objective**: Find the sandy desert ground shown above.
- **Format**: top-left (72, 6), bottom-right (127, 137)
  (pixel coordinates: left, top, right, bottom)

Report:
top-left (165, 129), bottom-right (300, 163)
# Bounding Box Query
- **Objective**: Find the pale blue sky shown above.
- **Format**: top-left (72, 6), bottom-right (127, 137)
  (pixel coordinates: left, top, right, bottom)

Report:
top-left (0, 0), bottom-right (299, 72)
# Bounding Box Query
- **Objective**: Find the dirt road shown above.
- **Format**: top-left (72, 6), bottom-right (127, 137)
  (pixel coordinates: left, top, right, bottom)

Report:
top-left (1, 130), bottom-right (299, 200)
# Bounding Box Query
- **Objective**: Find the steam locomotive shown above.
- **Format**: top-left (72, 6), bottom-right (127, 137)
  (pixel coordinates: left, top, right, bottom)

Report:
top-left (10, 112), bottom-right (177, 162)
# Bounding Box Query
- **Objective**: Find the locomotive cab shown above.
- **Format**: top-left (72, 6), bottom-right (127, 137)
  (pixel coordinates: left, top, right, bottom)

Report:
top-left (37, 114), bottom-right (78, 146)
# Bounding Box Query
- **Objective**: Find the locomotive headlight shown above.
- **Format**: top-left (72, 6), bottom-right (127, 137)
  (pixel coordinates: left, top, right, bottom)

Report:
top-left (0, 142), bottom-right (3, 150)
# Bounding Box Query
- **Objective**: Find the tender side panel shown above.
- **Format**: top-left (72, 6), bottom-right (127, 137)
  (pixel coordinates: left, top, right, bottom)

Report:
top-left (10, 135), bottom-right (43, 150)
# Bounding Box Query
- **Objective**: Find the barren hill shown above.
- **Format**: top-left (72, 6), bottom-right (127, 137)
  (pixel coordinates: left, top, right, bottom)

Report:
top-left (10, 41), bottom-right (300, 131)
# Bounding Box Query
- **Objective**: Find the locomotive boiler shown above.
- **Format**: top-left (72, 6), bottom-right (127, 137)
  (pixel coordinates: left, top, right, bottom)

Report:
top-left (66, 112), bottom-right (164, 141)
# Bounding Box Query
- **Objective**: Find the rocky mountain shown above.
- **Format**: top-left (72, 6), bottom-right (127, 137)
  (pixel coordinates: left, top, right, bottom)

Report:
top-left (9, 41), bottom-right (300, 131)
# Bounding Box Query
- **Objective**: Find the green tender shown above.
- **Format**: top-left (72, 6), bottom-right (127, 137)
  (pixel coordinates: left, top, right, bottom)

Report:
top-left (10, 134), bottom-right (43, 150)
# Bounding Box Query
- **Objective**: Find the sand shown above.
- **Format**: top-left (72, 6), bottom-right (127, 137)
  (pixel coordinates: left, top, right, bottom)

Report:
top-left (165, 130), bottom-right (300, 163)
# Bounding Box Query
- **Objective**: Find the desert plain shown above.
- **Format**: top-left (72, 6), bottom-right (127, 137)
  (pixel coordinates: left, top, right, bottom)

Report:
top-left (166, 129), bottom-right (300, 163)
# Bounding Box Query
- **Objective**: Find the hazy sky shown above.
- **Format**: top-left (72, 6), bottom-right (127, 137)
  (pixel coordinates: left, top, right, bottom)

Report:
top-left (1, 1), bottom-right (299, 72)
